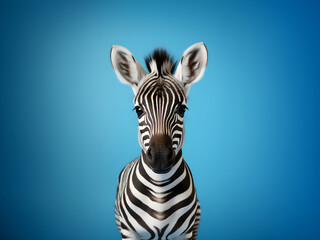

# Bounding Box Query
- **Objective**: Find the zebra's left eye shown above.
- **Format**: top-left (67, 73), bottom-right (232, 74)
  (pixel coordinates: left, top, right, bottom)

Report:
top-left (177, 105), bottom-right (188, 117)
top-left (133, 106), bottom-right (144, 118)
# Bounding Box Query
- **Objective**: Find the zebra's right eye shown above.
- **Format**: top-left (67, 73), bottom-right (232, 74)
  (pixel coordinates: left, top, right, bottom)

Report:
top-left (134, 106), bottom-right (144, 118)
top-left (177, 105), bottom-right (188, 117)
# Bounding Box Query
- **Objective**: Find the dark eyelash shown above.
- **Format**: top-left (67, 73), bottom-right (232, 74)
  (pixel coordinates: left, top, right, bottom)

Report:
top-left (133, 106), bottom-right (144, 118)
top-left (177, 105), bottom-right (188, 116)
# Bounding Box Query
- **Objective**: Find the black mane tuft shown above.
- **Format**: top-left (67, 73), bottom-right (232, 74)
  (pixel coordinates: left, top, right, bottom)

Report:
top-left (144, 49), bottom-right (177, 74)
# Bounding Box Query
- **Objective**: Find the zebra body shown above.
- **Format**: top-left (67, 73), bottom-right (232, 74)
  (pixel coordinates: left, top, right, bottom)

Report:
top-left (115, 155), bottom-right (200, 239)
top-left (110, 43), bottom-right (207, 239)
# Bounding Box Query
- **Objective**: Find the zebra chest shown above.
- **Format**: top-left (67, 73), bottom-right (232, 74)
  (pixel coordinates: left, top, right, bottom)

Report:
top-left (130, 207), bottom-right (193, 240)
top-left (121, 191), bottom-right (197, 239)
top-left (116, 159), bottom-right (198, 239)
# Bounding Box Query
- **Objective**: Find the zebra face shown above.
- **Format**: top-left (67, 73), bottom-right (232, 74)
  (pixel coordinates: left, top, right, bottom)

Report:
top-left (111, 43), bottom-right (207, 172)
top-left (133, 75), bottom-right (187, 172)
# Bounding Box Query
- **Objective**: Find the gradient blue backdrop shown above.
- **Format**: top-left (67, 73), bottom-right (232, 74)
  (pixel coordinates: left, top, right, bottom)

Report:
top-left (1, 0), bottom-right (319, 239)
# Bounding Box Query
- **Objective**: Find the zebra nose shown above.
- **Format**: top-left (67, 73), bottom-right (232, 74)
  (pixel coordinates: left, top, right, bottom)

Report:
top-left (147, 147), bottom-right (173, 162)
top-left (145, 135), bottom-right (175, 173)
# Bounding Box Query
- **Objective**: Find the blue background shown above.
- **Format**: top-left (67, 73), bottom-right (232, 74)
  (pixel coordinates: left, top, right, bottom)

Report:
top-left (1, 0), bottom-right (319, 239)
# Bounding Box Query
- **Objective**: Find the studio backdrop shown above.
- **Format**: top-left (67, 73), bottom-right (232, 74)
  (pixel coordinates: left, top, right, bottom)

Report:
top-left (0, 0), bottom-right (319, 239)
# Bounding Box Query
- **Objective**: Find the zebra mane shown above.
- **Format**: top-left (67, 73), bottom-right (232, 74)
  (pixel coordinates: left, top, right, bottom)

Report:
top-left (144, 49), bottom-right (177, 75)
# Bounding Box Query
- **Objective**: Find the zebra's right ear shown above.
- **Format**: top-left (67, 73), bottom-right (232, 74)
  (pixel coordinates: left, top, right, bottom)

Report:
top-left (110, 45), bottom-right (147, 94)
top-left (174, 42), bottom-right (208, 94)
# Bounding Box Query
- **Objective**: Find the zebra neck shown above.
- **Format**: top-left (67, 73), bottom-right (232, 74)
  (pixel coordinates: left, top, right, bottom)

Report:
top-left (139, 153), bottom-right (185, 182)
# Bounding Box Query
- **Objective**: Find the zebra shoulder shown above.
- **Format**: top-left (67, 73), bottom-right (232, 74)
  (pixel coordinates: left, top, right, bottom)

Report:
top-left (117, 157), bottom-right (139, 193)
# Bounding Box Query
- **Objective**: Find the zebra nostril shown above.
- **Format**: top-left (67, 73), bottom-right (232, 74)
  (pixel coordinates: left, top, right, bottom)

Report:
top-left (168, 148), bottom-right (173, 160)
top-left (147, 148), bottom-right (152, 160)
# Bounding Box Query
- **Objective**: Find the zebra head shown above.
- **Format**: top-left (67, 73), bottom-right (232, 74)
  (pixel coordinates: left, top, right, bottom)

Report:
top-left (111, 43), bottom-right (207, 173)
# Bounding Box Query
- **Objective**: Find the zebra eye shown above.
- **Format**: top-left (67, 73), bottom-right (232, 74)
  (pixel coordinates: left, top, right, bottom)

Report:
top-left (133, 106), bottom-right (144, 118)
top-left (177, 105), bottom-right (188, 117)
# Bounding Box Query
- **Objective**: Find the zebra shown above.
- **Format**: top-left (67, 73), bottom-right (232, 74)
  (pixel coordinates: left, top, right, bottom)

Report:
top-left (110, 42), bottom-right (208, 239)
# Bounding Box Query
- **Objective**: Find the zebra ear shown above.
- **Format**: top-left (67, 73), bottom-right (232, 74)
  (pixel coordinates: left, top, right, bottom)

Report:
top-left (110, 45), bottom-right (147, 94)
top-left (174, 42), bottom-right (208, 93)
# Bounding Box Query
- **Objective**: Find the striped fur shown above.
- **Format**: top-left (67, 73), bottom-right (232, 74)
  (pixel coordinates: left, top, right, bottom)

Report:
top-left (111, 43), bottom-right (207, 239)
top-left (134, 70), bottom-right (187, 154)
top-left (115, 154), bottom-right (200, 239)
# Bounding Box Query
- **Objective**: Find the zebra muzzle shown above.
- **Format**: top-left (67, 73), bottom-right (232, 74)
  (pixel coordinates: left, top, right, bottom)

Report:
top-left (145, 134), bottom-right (175, 173)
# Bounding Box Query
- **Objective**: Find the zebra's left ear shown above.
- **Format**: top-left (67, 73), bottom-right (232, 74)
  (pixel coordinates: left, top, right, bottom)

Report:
top-left (174, 42), bottom-right (208, 93)
top-left (110, 45), bottom-right (147, 94)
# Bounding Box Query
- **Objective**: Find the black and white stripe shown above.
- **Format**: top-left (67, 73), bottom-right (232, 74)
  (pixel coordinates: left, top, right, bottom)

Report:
top-left (134, 71), bottom-right (186, 153)
top-left (115, 153), bottom-right (200, 239)
top-left (110, 43), bottom-right (207, 239)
